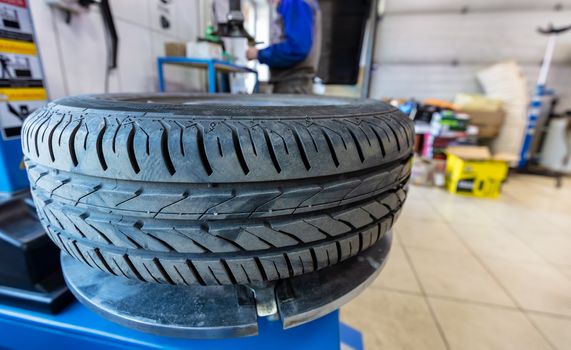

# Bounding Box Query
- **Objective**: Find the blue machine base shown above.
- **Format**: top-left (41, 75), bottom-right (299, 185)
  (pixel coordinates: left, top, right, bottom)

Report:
top-left (0, 301), bottom-right (363, 350)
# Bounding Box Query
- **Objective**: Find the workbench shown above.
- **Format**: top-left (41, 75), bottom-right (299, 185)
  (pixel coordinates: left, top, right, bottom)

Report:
top-left (156, 57), bottom-right (259, 93)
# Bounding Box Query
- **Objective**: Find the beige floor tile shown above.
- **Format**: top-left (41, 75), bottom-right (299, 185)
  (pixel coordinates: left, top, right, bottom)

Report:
top-left (555, 265), bottom-right (571, 282)
top-left (341, 289), bottom-right (446, 350)
top-left (484, 258), bottom-right (571, 316)
top-left (399, 200), bottom-right (439, 222)
top-left (529, 314), bottom-right (571, 350)
top-left (371, 243), bottom-right (421, 293)
top-left (397, 220), bottom-right (471, 254)
top-left (406, 186), bottom-right (427, 201)
top-left (496, 211), bottom-right (554, 230)
top-left (449, 223), bottom-right (545, 263)
top-left (502, 176), bottom-right (571, 215)
top-left (391, 223), bottom-right (403, 246)
top-left (509, 228), bottom-right (571, 265)
top-left (407, 248), bottom-right (514, 306)
top-left (430, 298), bottom-right (552, 350)
top-left (432, 201), bottom-right (499, 226)
top-left (420, 186), bottom-right (457, 203)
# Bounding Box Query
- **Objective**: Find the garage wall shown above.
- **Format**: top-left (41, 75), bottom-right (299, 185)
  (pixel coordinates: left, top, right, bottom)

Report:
top-left (370, 1), bottom-right (571, 111)
top-left (29, 0), bottom-right (206, 100)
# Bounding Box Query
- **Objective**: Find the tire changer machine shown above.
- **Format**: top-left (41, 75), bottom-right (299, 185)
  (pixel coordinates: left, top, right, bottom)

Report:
top-left (0, 123), bottom-right (391, 349)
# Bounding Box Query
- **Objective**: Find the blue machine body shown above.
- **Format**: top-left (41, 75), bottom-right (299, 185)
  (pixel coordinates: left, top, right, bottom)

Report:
top-left (0, 136), bottom-right (29, 193)
top-left (0, 301), bottom-right (363, 350)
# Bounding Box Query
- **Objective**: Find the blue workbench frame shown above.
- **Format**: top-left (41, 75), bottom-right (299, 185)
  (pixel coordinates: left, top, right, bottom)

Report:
top-left (157, 57), bottom-right (259, 94)
top-left (0, 301), bottom-right (362, 350)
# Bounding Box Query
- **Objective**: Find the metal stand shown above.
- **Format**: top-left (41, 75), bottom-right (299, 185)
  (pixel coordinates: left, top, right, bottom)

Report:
top-left (61, 231), bottom-right (392, 339)
top-left (518, 23), bottom-right (571, 169)
top-left (156, 57), bottom-right (259, 93)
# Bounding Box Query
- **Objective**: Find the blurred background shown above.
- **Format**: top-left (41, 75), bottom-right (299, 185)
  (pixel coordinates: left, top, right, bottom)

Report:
top-left (0, 0), bottom-right (569, 349)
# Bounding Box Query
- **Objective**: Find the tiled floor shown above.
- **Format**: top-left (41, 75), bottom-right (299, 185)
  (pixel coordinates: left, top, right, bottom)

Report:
top-left (341, 174), bottom-right (571, 350)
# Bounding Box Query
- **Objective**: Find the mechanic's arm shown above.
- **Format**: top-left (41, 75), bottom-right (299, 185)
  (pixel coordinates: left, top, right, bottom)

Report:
top-left (256, 0), bottom-right (314, 68)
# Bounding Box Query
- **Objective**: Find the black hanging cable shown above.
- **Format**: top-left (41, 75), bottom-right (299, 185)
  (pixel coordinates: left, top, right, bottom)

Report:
top-left (78, 0), bottom-right (119, 92)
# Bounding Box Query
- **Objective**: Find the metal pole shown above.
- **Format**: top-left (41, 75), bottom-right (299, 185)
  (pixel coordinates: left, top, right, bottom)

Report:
top-left (361, 0), bottom-right (381, 98)
top-left (157, 58), bottom-right (165, 92)
top-left (518, 34), bottom-right (557, 168)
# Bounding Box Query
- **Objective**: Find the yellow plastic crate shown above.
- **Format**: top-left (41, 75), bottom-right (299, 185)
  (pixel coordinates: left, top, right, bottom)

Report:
top-left (445, 153), bottom-right (509, 198)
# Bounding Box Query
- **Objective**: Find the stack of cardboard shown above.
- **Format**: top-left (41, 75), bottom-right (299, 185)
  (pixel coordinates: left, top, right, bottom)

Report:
top-left (455, 94), bottom-right (505, 139)
top-left (477, 61), bottom-right (530, 164)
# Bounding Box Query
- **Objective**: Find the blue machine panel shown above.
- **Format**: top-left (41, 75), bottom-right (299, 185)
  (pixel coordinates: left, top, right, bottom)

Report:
top-left (0, 0), bottom-right (49, 193)
top-left (0, 136), bottom-right (28, 192)
top-left (0, 301), bottom-right (363, 350)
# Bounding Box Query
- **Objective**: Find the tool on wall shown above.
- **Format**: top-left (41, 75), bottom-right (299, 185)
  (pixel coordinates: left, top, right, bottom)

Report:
top-left (215, 0), bottom-right (256, 44)
top-left (47, 0), bottom-right (118, 92)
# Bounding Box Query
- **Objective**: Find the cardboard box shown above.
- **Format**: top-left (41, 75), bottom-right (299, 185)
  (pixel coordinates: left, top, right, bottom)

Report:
top-left (455, 94), bottom-right (506, 139)
top-left (445, 146), bottom-right (515, 198)
top-left (186, 41), bottom-right (223, 60)
top-left (476, 124), bottom-right (502, 138)
top-left (459, 109), bottom-right (505, 138)
top-left (164, 42), bottom-right (186, 57)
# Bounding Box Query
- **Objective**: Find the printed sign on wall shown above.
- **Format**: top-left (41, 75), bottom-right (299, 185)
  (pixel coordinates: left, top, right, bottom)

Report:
top-left (0, 0), bottom-right (47, 140)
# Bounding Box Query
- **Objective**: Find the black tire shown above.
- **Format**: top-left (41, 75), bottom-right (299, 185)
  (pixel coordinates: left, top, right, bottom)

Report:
top-left (23, 94), bottom-right (414, 285)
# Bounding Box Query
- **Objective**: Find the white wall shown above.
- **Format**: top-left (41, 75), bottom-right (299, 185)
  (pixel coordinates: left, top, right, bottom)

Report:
top-left (29, 0), bottom-right (206, 99)
top-left (371, 0), bottom-right (571, 111)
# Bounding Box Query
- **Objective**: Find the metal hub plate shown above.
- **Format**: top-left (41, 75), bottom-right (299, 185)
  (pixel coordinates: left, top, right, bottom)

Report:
top-left (61, 231), bottom-right (392, 339)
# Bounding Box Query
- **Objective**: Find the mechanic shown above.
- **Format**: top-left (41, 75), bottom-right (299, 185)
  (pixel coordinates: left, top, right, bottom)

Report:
top-left (246, 0), bottom-right (321, 94)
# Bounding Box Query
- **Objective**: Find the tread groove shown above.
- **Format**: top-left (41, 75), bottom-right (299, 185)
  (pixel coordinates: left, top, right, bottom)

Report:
top-left (366, 123), bottom-right (386, 158)
top-left (111, 257), bottom-right (129, 278)
top-left (273, 228), bottom-right (305, 244)
top-left (111, 118), bottom-right (121, 153)
top-left (173, 265), bottom-right (190, 285)
top-left (186, 260), bottom-right (207, 285)
top-left (292, 128), bottom-right (311, 171)
top-left (242, 125), bottom-right (258, 156)
top-left (208, 266), bottom-right (222, 285)
top-left (72, 241), bottom-right (92, 267)
top-left (94, 248), bottom-right (117, 276)
top-left (68, 122), bottom-right (81, 166)
top-left (174, 121), bottom-right (186, 156)
top-left (195, 126), bottom-right (213, 176)
top-left (33, 117), bottom-right (50, 157)
top-left (153, 258), bottom-right (175, 284)
top-left (221, 259), bottom-right (237, 284)
top-left (159, 121), bottom-right (176, 175)
top-left (127, 125), bottom-right (141, 174)
top-left (262, 128), bottom-right (282, 173)
top-left (385, 123), bottom-right (401, 152)
top-left (142, 263), bottom-right (160, 283)
top-left (347, 127), bottom-right (365, 163)
top-left (254, 257), bottom-right (268, 281)
top-left (82, 124), bottom-right (89, 150)
top-left (283, 253), bottom-right (294, 277)
top-left (123, 255), bottom-right (146, 282)
top-left (58, 117), bottom-right (73, 147)
top-left (229, 125), bottom-right (250, 175)
top-left (96, 119), bottom-right (108, 170)
top-left (240, 264), bottom-right (252, 284)
top-left (320, 128), bottom-right (340, 167)
top-left (309, 248), bottom-right (318, 271)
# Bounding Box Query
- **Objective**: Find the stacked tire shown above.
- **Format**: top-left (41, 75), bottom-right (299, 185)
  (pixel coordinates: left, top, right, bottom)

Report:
top-left (22, 94), bottom-right (414, 286)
